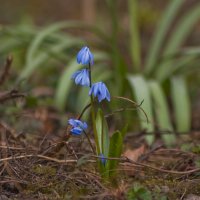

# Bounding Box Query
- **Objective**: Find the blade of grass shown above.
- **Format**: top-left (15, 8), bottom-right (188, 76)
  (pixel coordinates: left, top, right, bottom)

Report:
top-left (25, 21), bottom-right (108, 67)
top-left (18, 38), bottom-right (82, 81)
top-left (149, 81), bottom-right (175, 145)
top-left (127, 75), bottom-right (154, 144)
top-left (171, 76), bottom-right (191, 132)
top-left (95, 109), bottom-right (103, 153)
top-left (106, 130), bottom-right (123, 178)
top-left (145, 0), bottom-right (183, 74)
top-left (158, 56), bottom-right (195, 81)
top-left (128, 0), bottom-right (141, 71)
top-left (156, 4), bottom-right (200, 81)
top-left (54, 59), bottom-right (81, 111)
top-left (95, 109), bottom-right (110, 157)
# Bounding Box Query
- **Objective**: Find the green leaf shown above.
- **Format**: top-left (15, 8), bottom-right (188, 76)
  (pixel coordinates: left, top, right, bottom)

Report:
top-left (106, 131), bottom-right (123, 178)
top-left (127, 183), bottom-right (152, 200)
top-left (157, 56), bottom-right (195, 81)
top-left (54, 59), bottom-right (81, 111)
top-left (19, 39), bottom-right (81, 81)
top-left (171, 76), bottom-right (191, 132)
top-left (149, 81), bottom-right (175, 145)
top-left (95, 109), bottom-right (110, 157)
top-left (95, 109), bottom-right (103, 153)
top-left (26, 22), bottom-right (69, 66)
top-left (156, 4), bottom-right (200, 80)
top-left (127, 75), bottom-right (154, 144)
top-left (145, 0), bottom-right (183, 74)
top-left (25, 21), bottom-right (107, 67)
top-left (128, 0), bottom-right (141, 70)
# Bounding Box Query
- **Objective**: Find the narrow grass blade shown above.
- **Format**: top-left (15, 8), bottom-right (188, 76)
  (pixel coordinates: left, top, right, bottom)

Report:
top-left (95, 109), bottom-right (110, 157)
top-left (26, 22), bottom-right (69, 66)
top-left (156, 4), bottom-right (200, 81)
top-left (157, 56), bottom-right (195, 81)
top-left (54, 59), bottom-right (81, 111)
top-left (95, 109), bottom-right (103, 153)
top-left (18, 37), bottom-right (82, 81)
top-left (128, 0), bottom-right (141, 71)
top-left (127, 75), bottom-right (154, 144)
top-left (145, 0), bottom-right (183, 74)
top-left (106, 131), bottom-right (123, 178)
top-left (26, 21), bottom-right (108, 67)
top-left (149, 81), bottom-right (175, 145)
top-left (171, 76), bottom-right (191, 132)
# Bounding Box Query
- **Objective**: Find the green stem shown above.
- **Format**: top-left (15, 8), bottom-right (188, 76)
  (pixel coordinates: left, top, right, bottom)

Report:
top-left (88, 63), bottom-right (101, 155)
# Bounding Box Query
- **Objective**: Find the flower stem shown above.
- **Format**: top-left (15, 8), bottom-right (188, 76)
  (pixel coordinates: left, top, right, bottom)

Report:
top-left (88, 63), bottom-right (100, 155)
top-left (83, 130), bottom-right (95, 154)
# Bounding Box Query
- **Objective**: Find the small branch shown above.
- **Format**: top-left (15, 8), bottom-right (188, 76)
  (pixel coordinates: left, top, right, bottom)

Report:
top-left (83, 130), bottom-right (96, 154)
top-left (0, 55), bottom-right (13, 85)
top-left (0, 121), bottom-right (18, 138)
top-left (122, 156), bottom-right (200, 175)
top-left (0, 89), bottom-right (26, 103)
top-left (0, 154), bottom-right (91, 164)
top-left (113, 96), bottom-right (149, 123)
top-left (78, 103), bottom-right (91, 120)
top-left (2, 152), bottom-right (199, 175)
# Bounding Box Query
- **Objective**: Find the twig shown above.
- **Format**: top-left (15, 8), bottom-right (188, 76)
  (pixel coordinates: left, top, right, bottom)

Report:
top-left (0, 154), bottom-right (81, 164)
top-left (78, 103), bottom-right (91, 119)
top-left (0, 55), bottom-right (12, 85)
top-left (105, 107), bottom-right (138, 117)
top-left (122, 157), bottom-right (200, 175)
top-left (113, 96), bottom-right (149, 123)
top-left (180, 188), bottom-right (187, 200)
top-left (0, 121), bottom-right (18, 138)
top-left (0, 89), bottom-right (26, 103)
top-left (83, 130), bottom-right (96, 154)
top-left (0, 125), bottom-right (22, 191)
top-left (1, 153), bottom-right (200, 175)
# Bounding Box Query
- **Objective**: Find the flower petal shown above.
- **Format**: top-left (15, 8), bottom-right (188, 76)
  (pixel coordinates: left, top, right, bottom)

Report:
top-left (76, 46), bottom-right (94, 65)
top-left (70, 127), bottom-right (83, 135)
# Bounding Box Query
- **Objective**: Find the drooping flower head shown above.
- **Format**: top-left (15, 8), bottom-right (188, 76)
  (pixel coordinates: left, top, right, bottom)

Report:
top-left (71, 69), bottom-right (90, 87)
top-left (77, 46), bottom-right (94, 65)
top-left (89, 82), bottom-right (110, 102)
top-left (99, 153), bottom-right (107, 166)
top-left (68, 118), bottom-right (88, 135)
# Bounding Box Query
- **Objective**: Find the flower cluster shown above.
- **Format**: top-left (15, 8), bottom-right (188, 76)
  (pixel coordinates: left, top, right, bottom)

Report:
top-left (68, 119), bottom-right (88, 135)
top-left (71, 46), bottom-right (110, 102)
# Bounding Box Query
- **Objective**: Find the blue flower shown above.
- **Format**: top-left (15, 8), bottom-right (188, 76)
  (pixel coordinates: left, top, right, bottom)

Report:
top-left (71, 69), bottom-right (90, 87)
top-left (68, 119), bottom-right (88, 135)
top-left (77, 46), bottom-right (94, 65)
top-left (99, 153), bottom-right (107, 166)
top-left (89, 82), bottom-right (110, 102)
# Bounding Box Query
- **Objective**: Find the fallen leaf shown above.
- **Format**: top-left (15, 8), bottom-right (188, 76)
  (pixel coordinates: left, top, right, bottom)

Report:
top-left (123, 145), bottom-right (145, 162)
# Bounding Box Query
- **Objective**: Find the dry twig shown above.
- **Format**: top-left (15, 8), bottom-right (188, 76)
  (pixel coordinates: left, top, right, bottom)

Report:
top-left (0, 55), bottom-right (12, 85)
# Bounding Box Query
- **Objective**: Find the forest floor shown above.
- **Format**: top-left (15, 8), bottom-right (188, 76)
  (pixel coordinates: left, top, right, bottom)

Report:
top-left (0, 110), bottom-right (200, 200)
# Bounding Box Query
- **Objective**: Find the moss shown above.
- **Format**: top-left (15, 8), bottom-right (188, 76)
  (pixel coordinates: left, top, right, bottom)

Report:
top-left (141, 176), bottom-right (200, 199)
top-left (32, 165), bottom-right (56, 177)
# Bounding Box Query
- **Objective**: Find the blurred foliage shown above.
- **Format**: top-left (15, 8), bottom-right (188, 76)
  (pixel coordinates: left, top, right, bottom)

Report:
top-left (126, 0), bottom-right (200, 144)
top-left (0, 0), bottom-right (200, 145)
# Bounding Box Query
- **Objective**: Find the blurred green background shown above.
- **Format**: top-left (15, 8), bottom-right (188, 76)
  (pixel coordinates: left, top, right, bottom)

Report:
top-left (0, 0), bottom-right (200, 145)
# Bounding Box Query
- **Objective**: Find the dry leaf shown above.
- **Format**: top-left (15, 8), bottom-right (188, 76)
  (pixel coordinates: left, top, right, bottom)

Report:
top-left (122, 145), bottom-right (146, 176)
top-left (123, 145), bottom-right (145, 162)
